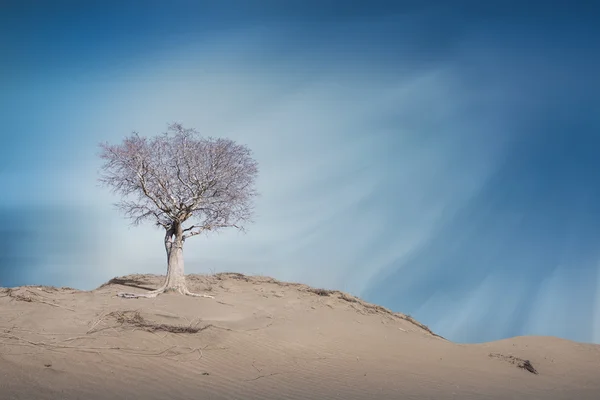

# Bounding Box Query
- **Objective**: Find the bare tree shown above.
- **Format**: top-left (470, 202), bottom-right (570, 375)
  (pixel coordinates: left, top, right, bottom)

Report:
top-left (99, 123), bottom-right (259, 298)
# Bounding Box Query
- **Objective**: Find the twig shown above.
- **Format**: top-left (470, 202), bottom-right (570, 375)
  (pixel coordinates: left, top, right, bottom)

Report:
top-left (60, 336), bottom-right (91, 343)
top-left (36, 300), bottom-right (75, 311)
top-left (241, 321), bottom-right (273, 332)
top-left (87, 313), bottom-right (109, 334)
top-left (0, 327), bottom-right (82, 336)
top-left (164, 347), bottom-right (203, 362)
top-left (243, 372), bottom-right (284, 382)
top-left (252, 361), bottom-right (262, 373)
top-left (0, 333), bottom-right (181, 356)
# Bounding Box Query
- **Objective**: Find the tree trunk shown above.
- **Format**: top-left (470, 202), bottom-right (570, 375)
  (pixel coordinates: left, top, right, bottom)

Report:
top-left (163, 222), bottom-right (187, 294)
top-left (117, 221), bottom-right (213, 298)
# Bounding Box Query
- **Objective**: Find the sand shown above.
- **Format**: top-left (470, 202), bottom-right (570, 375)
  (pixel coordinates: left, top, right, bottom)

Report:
top-left (1, 273), bottom-right (599, 399)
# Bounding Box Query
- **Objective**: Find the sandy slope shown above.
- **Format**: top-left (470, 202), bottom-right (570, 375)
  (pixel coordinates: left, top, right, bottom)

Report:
top-left (1, 273), bottom-right (599, 400)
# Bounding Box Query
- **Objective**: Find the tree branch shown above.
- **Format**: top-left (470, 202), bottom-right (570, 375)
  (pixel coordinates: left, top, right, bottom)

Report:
top-left (182, 223), bottom-right (241, 240)
top-left (98, 124), bottom-right (258, 236)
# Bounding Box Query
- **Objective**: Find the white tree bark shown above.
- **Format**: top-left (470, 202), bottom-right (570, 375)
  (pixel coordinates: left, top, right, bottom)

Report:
top-left (117, 223), bottom-right (213, 298)
top-left (163, 223), bottom-right (187, 293)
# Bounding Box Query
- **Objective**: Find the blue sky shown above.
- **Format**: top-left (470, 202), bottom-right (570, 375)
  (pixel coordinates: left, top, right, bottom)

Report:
top-left (1, 0), bottom-right (599, 344)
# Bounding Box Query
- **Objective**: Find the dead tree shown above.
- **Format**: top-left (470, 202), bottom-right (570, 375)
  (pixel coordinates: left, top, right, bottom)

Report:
top-left (99, 123), bottom-right (258, 298)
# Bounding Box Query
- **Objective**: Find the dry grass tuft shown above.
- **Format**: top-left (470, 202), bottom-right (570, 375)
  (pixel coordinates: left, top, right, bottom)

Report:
top-left (489, 353), bottom-right (539, 374)
top-left (307, 288), bottom-right (333, 297)
top-left (1, 288), bottom-right (33, 302)
top-left (0, 287), bottom-right (75, 311)
top-left (108, 311), bottom-right (212, 334)
top-left (339, 293), bottom-right (358, 303)
top-left (97, 276), bottom-right (156, 291)
top-left (215, 272), bottom-right (251, 282)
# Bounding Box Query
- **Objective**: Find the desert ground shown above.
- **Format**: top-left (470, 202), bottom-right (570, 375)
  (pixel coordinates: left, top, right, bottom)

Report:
top-left (1, 273), bottom-right (599, 399)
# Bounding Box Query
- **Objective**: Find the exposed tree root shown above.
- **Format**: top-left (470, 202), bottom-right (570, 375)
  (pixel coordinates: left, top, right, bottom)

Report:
top-left (117, 284), bottom-right (214, 299)
top-left (181, 287), bottom-right (215, 298)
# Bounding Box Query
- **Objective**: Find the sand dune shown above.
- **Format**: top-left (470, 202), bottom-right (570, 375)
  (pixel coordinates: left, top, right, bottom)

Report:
top-left (1, 273), bottom-right (599, 399)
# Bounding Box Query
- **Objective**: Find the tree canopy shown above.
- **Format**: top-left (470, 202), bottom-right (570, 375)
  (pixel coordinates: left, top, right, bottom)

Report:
top-left (99, 123), bottom-right (259, 239)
